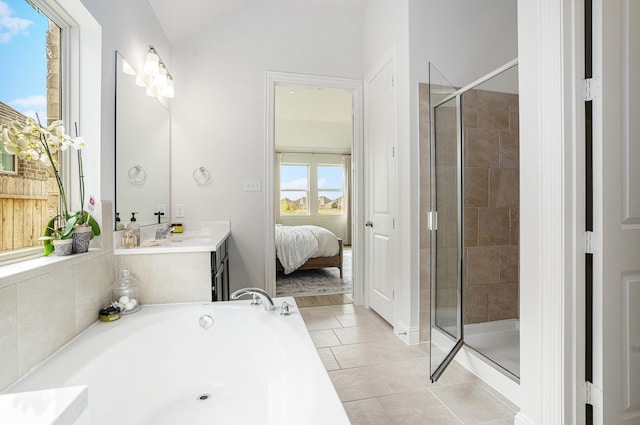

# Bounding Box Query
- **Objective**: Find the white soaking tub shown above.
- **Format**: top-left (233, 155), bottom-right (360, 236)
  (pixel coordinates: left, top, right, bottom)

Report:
top-left (4, 298), bottom-right (349, 425)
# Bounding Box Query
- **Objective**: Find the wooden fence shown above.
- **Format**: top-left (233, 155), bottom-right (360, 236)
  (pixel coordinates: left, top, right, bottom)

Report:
top-left (0, 176), bottom-right (56, 253)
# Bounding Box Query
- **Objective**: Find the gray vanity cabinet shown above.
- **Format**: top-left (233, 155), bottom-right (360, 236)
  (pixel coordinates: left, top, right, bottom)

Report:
top-left (211, 236), bottom-right (230, 301)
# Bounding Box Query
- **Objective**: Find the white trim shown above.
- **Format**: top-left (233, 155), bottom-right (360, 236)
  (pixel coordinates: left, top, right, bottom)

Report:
top-left (264, 72), bottom-right (363, 302)
top-left (514, 413), bottom-right (539, 425)
top-left (395, 320), bottom-right (420, 345)
top-left (517, 0), bottom-right (583, 423)
top-left (454, 346), bottom-right (521, 407)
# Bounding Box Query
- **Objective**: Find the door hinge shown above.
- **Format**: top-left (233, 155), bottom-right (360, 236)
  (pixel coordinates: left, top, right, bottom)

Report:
top-left (428, 211), bottom-right (438, 231)
top-left (391, 75), bottom-right (395, 87)
top-left (392, 218), bottom-right (395, 229)
top-left (585, 381), bottom-right (602, 408)
top-left (392, 289), bottom-right (395, 300)
top-left (582, 77), bottom-right (601, 101)
top-left (585, 231), bottom-right (601, 255)
top-left (392, 146), bottom-right (395, 157)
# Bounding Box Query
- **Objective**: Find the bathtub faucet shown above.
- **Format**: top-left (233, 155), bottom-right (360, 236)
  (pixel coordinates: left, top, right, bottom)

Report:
top-left (231, 288), bottom-right (276, 311)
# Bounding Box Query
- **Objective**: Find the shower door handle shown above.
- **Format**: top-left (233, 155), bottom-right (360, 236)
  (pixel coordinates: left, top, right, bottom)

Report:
top-left (365, 221), bottom-right (374, 228)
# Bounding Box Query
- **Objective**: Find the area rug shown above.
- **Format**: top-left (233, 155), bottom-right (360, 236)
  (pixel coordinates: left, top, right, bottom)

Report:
top-left (276, 248), bottom-right (352, 297)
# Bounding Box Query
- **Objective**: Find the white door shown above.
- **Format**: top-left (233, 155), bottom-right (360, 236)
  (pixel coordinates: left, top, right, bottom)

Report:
top-left (594, 1), bottom-right (640, 424)
top-left (364, 54), bottom-right (397, 324)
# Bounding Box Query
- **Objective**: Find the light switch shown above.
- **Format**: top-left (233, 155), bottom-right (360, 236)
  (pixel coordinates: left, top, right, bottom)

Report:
top-left (244, 179), bottom-right (261, 192)
top-left (176, 204), bottom-right (185, 218)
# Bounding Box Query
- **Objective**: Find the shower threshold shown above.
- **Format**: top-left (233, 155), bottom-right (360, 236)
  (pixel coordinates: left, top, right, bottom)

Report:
top-left (464, 319), bottom-right (520, 378)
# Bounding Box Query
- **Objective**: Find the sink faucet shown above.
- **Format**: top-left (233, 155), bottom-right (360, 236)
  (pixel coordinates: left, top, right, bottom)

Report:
top-left (230, 288), bottom-right (276, 311)
top-left (155, 226), bottom-right (176, 240)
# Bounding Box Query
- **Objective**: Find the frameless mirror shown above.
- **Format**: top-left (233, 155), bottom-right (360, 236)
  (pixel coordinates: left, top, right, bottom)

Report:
top-left (115, 51), bottom-right (170, 228)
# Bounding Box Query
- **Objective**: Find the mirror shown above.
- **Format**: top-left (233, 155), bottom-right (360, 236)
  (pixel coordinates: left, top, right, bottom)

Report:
top-left (115, 51), bottom-right (170, 228)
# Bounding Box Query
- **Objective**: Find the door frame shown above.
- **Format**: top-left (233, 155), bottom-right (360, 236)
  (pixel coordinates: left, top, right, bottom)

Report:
top-left (264, 71), bottom-right (364, 303)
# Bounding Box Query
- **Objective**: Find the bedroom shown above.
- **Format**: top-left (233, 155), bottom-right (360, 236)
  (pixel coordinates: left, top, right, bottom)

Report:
top-left (273, 83), bottom-right (354, 299)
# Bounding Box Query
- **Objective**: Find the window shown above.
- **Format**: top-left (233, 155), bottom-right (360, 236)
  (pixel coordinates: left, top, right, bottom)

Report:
top-left (317, 165), bottom-right (344, 215)
top-left (0, 0), bottom-right (62, 255)
top-left (280, 164), bottom-right (309, 215)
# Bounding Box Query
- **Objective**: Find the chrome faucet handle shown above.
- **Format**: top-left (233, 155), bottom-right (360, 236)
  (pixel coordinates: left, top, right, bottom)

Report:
top-left (280, 301), bottom-right (293, 316)
top-left (251, 294), bottom-right (262, 306)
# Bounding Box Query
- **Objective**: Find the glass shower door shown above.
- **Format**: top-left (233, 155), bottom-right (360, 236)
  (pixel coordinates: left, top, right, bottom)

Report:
top-left (429, 63), bottom-right (464, 382)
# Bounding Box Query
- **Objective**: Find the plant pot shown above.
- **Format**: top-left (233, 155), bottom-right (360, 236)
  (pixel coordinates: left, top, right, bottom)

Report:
top-left (72, 226), bottom-right (92, 253)
top-left (53, 239), bottom-right (73, 256)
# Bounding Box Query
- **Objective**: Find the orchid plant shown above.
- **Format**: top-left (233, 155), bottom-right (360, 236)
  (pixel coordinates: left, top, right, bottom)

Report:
top-left (0, 116), bottom-right (100, 255)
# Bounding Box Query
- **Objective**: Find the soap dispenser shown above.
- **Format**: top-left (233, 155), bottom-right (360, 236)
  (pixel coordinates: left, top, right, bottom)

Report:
top-left (128, 212), bottom-right (140, 246)
top-left (115, 212), bottom-right (125, 231)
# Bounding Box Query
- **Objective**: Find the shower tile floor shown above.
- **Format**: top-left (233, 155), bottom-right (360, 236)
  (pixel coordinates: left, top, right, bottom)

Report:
top-left (297, 296), bottom-right (518, 425)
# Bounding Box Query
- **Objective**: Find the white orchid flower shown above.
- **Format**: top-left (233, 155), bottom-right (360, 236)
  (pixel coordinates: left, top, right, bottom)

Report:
top-left (3, 142), bottom-right (18, 155)
top-left (47, 120), bottom-right (65, 136)
top-left (73, 137), bottom-right (87, 150)
top-left (18, 149), bottom-right (40, 161)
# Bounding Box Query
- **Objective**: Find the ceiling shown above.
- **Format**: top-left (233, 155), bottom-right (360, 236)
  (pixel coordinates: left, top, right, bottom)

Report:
top-left (148, 0), bottom-right (369, 45)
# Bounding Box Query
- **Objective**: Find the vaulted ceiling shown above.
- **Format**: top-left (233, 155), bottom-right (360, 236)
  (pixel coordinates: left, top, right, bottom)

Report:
top-left (147, 0), bottom-right (369, 45)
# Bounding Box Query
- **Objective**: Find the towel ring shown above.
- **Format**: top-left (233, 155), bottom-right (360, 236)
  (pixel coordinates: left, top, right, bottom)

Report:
top-left (193, 167), bottom-right (211, 185)
top-left (128, 165), bottom-right (146, 184)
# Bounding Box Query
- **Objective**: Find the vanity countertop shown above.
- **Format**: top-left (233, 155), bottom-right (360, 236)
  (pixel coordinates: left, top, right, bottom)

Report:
top-left (114, 221), bottom-right (230, 256)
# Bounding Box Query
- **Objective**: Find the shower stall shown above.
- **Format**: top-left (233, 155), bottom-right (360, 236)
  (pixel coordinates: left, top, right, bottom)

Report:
top-left (421, 60), bottom-right (520, 392)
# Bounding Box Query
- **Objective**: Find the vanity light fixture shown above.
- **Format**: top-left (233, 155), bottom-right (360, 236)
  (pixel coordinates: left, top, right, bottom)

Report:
top-left (143, 46), bottom-right (160, 76)
top-left (163, 75), bottom-right (175, 99)
top-left (141, 45), bottom-right (175, 100)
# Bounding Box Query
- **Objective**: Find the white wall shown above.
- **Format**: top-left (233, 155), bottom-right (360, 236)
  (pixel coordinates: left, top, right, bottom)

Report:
top-left (170, 0), bottom-right (363, 290)
top-left (409, 0), bottom-right (518, 89)
top-left (80, 0), bottom-right (171, 208)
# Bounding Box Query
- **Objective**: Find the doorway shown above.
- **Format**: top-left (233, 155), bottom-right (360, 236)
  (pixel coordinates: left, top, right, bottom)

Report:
top-left (264, 72), bottom-right (364, 304)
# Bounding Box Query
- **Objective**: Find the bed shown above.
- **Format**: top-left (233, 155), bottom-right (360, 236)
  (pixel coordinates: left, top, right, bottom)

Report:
top-left (275, 224), bottom-right (343, 278)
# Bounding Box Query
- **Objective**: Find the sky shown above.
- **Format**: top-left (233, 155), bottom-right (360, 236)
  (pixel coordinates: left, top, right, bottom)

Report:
top-left (0, 0), bottom-right (48, 119)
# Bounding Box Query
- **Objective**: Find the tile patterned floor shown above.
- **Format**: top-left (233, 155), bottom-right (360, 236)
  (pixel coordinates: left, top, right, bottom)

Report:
top-left (297, 298), bottom-right (517, 425)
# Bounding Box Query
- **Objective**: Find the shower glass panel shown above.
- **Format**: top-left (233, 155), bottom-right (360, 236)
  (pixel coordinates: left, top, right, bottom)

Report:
top-left (462, 64), bottom-right (520, 378)
top-left (429, 63), bottom-right (464, 382)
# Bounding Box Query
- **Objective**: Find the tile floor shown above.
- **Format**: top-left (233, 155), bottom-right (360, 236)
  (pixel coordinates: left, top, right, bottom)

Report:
top-left (297, 296), bottom-right (518, 425)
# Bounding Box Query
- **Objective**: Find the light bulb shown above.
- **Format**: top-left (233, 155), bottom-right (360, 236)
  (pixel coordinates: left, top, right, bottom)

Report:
top-left (154, 65), bottom-right (168, 90)
top-left (162, 76), bottom-right (175, 99)
top-left (143, 47), bottom-right (160, 77)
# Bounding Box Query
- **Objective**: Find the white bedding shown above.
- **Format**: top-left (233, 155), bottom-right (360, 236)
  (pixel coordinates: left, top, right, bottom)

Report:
top-left (275, 225), bottom-right (340, 274)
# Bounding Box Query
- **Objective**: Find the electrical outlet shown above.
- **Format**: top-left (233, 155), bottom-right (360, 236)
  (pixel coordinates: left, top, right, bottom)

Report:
top-left (157, 204), bottom-right (166, 215)
top-left (176, 204), bottom-right (185, 218)
top-left (243, 179), bottom-right (261, 192)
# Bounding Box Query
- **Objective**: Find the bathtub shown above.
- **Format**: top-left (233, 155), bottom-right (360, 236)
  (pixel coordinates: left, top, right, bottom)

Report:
top-left (4, 298), bottom-right (349, 425)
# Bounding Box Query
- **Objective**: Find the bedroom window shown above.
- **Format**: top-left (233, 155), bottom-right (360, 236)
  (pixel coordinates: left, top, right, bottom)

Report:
top-left (280, 164), bottom-right (309, 215)
top-left (317, 165), bottom-right (344, 215)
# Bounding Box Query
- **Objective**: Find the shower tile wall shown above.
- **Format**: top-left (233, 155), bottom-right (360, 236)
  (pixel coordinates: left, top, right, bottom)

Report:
top-left (463, 88), bottom-right (519, 324)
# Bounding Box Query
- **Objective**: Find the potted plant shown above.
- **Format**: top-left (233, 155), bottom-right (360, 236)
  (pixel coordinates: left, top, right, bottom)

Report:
top-left (0, 117), bottom-right (101, 256)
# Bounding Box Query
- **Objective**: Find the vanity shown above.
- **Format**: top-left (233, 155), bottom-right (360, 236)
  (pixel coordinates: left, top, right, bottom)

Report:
top-left (113, 221), bottom-right (230, 303)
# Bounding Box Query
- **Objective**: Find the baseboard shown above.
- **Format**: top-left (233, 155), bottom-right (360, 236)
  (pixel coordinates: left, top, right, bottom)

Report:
top-left (514, 412), bottom-right (538, 425)
top-left (395, 320), bottom-right (420, 345)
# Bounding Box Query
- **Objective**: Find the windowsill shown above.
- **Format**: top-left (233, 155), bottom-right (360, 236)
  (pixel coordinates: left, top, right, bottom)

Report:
top-left (0, 248), bottom-right (108, 290)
